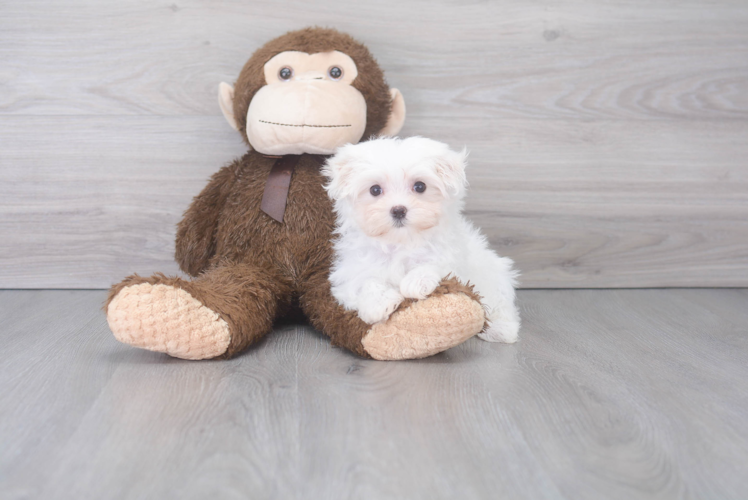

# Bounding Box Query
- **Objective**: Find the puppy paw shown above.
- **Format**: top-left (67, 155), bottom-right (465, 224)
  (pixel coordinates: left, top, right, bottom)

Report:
top-left (400, 269), bottom-right (441, 300)
top-left (478, 318), bottom-right (520, 343)
top-left (357, 283), bottom-right (404, 324)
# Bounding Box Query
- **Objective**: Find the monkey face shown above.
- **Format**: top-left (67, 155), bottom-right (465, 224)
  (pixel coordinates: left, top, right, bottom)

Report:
top-left (219, 28), bottom-right (406, 154)
top-left (245, 51), bottom-right (368, 155)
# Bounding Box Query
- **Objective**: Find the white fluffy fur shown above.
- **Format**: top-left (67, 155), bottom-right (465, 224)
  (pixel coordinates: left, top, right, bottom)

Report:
top-left (322, 136), bottom-right (520, 343)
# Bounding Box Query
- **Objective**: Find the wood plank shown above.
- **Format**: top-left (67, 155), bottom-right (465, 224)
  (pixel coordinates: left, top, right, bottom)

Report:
top-left (1, 1), bottom-right (747, 121)
top-left (0, 116), bottom-right (246, 287)
top-left (296, 288), bottom-right (748, 499)
top-left (0, 290), bottom-right (300, 499)
top-left (1, 289), bottom-right (747, 498)
top-left (2, 116), bottom-right (747, 288)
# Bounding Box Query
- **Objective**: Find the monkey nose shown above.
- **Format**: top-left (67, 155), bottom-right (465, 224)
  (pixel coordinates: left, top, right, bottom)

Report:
top-left (296, 71), bottom-right (326, 81)
top-left (390, 206), bottom-right (407, 220)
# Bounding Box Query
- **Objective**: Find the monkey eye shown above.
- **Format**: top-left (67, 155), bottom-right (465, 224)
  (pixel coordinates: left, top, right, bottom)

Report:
top-left (414, 181), bottom-right (427, 193)
top-left (278, 67), bottom-right (293, 81)
top-left (328, 66), bottom-right (343, 80)
top-left (370, 185), bottom-right (383, 196)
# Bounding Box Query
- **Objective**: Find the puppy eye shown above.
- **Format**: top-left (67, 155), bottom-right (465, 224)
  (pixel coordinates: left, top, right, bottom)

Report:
top-left (278, 67), bottom-right (293, 81)
top-left (413, 181), bottom-right (427, 193)
top-left (328, 66), bottom-right (343, 80)
top-left (370, 185), bottom-right (383, 196)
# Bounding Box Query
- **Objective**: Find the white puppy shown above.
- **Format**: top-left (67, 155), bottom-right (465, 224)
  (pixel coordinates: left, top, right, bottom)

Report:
top-left (322, 136), bottom-right (520, 343)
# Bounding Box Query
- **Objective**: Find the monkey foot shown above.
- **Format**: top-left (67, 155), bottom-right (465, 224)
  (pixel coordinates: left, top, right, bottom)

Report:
top-left (361, 288), bottom-right (485, 361)
top-left (107, 283), bottom-right (231, 360)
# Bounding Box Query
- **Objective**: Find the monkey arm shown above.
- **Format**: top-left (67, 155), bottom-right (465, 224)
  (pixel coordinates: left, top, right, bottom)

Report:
top-left (175, 164), bottom-right (237, 277)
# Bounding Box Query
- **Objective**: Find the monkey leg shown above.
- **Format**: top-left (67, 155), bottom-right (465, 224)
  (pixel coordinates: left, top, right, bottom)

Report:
top-left (299, 271), bottom-right (486, 360)
top-left (105, 264), bottom-right (292, 360)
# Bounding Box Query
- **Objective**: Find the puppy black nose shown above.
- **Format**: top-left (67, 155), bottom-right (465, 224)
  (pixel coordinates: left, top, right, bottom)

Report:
top-left (390, 206), bottom-right (407, 220)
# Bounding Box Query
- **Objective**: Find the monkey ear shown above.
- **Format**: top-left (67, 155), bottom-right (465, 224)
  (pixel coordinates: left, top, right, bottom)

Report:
top-left (379, 88), bottom-right (406, 137)
top-left (218, 82), bottom-right (239, 131)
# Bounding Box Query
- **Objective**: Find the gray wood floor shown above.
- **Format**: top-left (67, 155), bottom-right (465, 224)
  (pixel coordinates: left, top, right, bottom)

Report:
top-left (1, 289), bottom-right (747, 499)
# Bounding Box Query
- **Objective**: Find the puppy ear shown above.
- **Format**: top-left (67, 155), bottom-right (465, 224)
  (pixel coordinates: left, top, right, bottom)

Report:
top-left (322, 146), bottom-right (357, 200)
top-left (434, 147), bottom-right (468, 196)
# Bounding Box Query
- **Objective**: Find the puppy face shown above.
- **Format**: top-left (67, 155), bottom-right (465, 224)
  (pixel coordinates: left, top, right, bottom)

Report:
top-left (323, 137), bottom-right (468, 243)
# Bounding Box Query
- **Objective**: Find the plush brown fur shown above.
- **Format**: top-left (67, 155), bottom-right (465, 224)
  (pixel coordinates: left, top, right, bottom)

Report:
top-left (106, 28), bottom-right (484, 360)
top-left (106, 152), bottom-right (374, 358)
top-left (107, 265), bottom-right (292, 359)
top-left (232, 27), bottom-right (392, 146)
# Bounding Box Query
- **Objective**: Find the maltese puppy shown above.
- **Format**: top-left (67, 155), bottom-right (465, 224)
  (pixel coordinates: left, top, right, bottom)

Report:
top-left (322, 136), bottom-right (520, 343)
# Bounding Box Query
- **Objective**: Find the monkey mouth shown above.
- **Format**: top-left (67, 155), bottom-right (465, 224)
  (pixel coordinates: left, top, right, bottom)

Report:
top-left (258, 120), bottom-right (351, 128)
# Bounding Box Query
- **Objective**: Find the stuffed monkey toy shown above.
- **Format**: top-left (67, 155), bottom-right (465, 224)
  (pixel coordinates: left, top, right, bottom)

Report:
top-left (106, 28), bottom-right (486, 361)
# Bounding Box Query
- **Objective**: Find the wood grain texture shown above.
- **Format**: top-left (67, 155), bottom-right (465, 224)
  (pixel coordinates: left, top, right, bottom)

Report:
top-left (2, 115), bottom-right (746, 288)
top-left (3, 0), bottom-right (747, 120)
top-left (1, 289), bottom-right (747, 499)
top-left (1, 0), bottom-right (748, 288)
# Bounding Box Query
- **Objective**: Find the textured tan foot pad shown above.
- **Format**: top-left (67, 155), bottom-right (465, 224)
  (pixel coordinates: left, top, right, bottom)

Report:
top-left (107, 283), bottom-right (231, 360)
top-left (362, 292), bottom-right (485, 361)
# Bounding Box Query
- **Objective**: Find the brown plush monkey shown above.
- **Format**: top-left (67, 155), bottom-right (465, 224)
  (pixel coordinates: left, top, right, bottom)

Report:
top-left (106, 28), bottom-right (485, 361)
